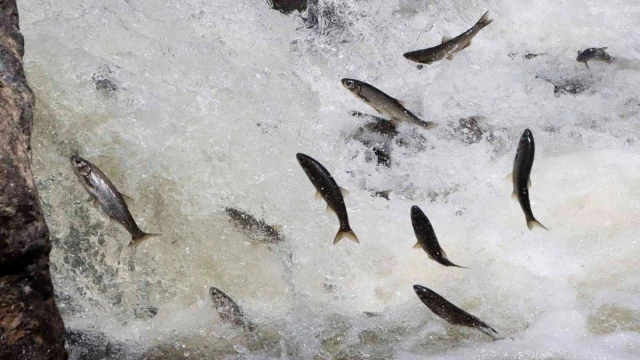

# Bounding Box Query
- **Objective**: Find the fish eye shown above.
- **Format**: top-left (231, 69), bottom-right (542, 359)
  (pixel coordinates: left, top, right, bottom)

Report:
top-left (345, 80), bottom-right (353, 87)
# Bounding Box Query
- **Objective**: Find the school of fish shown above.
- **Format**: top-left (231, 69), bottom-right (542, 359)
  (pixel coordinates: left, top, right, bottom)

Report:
top-left (66, 9), bottom-right (618, 344)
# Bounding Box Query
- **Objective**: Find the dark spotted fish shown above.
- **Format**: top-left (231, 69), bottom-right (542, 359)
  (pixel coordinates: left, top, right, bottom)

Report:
top-left (403, 11), bottom-right (493, 65)
top-left (413, 285), bottom-right (500, 339)
top-left (511, 129), bottom-right (547, 230)
top-left (296, 153), bottom-right (359, 244)
top-left (342, 79), bottom-right (437, 128)
top-left (209, 287), bottom-right (255, 332)
top-left (576, 47), bottom-right (613, 69)
top-left (411, 206), bottom-right (467, 268)
top-left (70, 155), bottom-right (159, 247)
top-left (224, 207), bottom-right (284, 244)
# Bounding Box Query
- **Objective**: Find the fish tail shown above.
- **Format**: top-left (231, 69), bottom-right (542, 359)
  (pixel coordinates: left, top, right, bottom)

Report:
top-left (476, 11), bottom-right (493, 28)
top-left (526, 218), bottom-right (548, 231)
top-left (334, 225), bottom-right (359, 244)
top-left (130, 232), bottom-right (162, 247)
top-left (442, 259), bottom-right (470, 269)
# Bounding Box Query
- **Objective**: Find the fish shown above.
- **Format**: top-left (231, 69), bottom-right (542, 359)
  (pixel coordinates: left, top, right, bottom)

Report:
top-left (70, 155), bottom-right (160, 247)
top-left (413, 285), bottom-right (500, 339)
top-left (510, 129), bottom-right (547, 230)
top-left (296, 153), bottom-right (359, 244)
top-left (209, 287), bottom-right (255, 332)
top-left (341, 79), bottom-right (437, 129)
top-left (403, 11), bottom-right (493, 65)
top-left (410, 206), bottom-right (467, 268)
top-left (224, 207), bottom-right (284, 244)
top-left (576, 47), bottom-right (613, 70)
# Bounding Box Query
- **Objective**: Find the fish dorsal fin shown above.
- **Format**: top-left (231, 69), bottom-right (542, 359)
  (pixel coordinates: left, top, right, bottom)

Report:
top-left (339, 187), bottom-right (350, 197)
top-left (413, 242), bottom-right (422, 249)
top-left (442, 36), bottom-right (451, 44)
top-left (462, 40), bottom-right (472, 50)
top-left (396, 99), bottom-right (406, 106)
top-left (446, 54), bottom-right (455, 60)
top-left (121, 193), bottom-right (135, 205)
top-left (326, 205), bottom-right (336, 215)
top-left (600, 47), bottom-right (608, 51)
top-left (315, 191), bottom-right (323, 200)
top-left (440, 248), bottom-right (448, 259)
top-left (511, 191), bottom-right (517, 199)
top-left (504, 172), bottom-right (513, 182)
top-left (527, 178), bottom-right (531, 188)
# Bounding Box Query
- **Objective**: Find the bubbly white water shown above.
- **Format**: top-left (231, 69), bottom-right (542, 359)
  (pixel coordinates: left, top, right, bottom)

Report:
top-left (20, 0), bottom-right (640, 358)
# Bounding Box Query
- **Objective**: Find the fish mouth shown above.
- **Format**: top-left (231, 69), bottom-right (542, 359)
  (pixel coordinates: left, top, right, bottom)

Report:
top-left (413, 284), bottom-right (428, 294)
top-left (296, 153), bottom-right (311, 166)
top-left (340, 78), bottom-right (360, 92)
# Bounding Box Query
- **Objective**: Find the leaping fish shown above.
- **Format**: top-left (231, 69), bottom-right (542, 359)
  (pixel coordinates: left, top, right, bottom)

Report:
top-left (342, 78), bottom-right (437, 129)
top-left (510, 129), bottom-right (547, 230)
top-left (403, 11), bottom-right (493, 65)
top-left (413, 285), bottom-right (500, 339)
top-left (411, 206), bottom-right (467, 268)
top-left (296, 153), bottom-right (359, 244)
top-left (70, 155), bottom-right (160, 247)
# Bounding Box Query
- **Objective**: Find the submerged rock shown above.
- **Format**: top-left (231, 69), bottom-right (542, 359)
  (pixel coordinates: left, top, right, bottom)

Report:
top-left (268, 0), bottom-right (307, 14)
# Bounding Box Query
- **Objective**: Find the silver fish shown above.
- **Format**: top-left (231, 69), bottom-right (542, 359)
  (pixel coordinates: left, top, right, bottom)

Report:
top-left (411, 206), bottom-right (467, 268)
top-left (511, 129), bottom-right (547, 230)
top-left (209, 287), bottom-right (255, 332)
top-left (341, 78), bottom-right (437, 128)
top-left (403, 11), bottom-right (493, 65)
top-left (296, 153), bottom-right (359, 244)
top-left (70, 155), bottom-right (159, 247)
top-left (224, 207), bottom-right (284, 244)
top-left (413, 285), bottom-right (500, 339)
top-left (576, 47), bottom-right (613, 70)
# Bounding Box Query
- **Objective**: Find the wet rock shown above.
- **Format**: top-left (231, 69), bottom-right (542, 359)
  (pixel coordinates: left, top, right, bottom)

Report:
top-left (92, 74), bottom-right (119, 97)
top-left (350, 112), bottom-right (398, 167)
top-left (268, 0), bottom-right (307, 14)
top-left (65, 328), bottom-right (114, 360)
top-left (224, 207), bottom-right (284, 244)
top-left (553, 79), bottom-right (589, 95)
top-left (0, 0), bottom-right (67, 357)
top-left (453, 116), bottom-right (486, 144)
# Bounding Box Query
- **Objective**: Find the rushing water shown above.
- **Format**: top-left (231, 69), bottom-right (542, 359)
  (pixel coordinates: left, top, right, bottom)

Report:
top-left (20, 0), bottom-right (640, 358)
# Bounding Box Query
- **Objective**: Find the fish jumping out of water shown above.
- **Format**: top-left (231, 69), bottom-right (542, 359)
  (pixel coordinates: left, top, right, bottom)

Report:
top-left (413, 285), bottom-right (500, 339)
top-left (341, 78), bottom-right (437, 129)
top-left (411, 206), bottom-right (467, 268)
top-left (403, 11), bottom-right (493, 65)
top-left (576, 47), bottom-right (613, 70)
top-left (70, 155), bottom-right (160, 247)
top-left (510, 129), bottom-right (547, 230)
top-left (296, 153), bottom-right (359, 244)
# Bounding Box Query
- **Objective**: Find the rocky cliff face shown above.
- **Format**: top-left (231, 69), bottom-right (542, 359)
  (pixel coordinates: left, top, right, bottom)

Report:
top-left (0, 0), bottom-right (67, 358)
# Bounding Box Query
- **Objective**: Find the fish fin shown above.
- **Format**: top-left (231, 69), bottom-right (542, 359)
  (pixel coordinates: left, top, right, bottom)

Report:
top-left (413, 242), bottom-right (422, 249)
top-left (600, 47), bottom-right (608, 51)
top-left (527, 219), bottom-right (548, 231)
top-left (440, 248), bottom-right (448, 259)
top-left (129, 232), bottom-right (161, 247)
top-left (577, 50), bottom-right (581, 56)
top-left (91, 198), bottom-right (101, 209)
top-left (527, 178), bottom-right (531, 188)
top-left (120, 193), bottom-right (135, 204)
top-left (477, 10), bottom-right (493, 27)
top-left (511, 191), bottom-right (517, 199)
top-left (442, 36), bottom-right (452, 44)
top-left (378, 190), bottom-right (392, 199)
top-left (339, 187), bottom-right (350, 197)
top-left (326, 205), bottom-right (336, 215)
top-left (315, 191), bottom-right (323, 200)
top-left (504, 172), bottom-right (513, 182)
top-left (272, 225), bottom-right (284, 232)
top-left (396, 98), bottom-right (406, 106)
top-left (389, 118), bottom-right (401, 126)
top-left (334, 227), bottom-right (359, 244)
top-left (420, 121), bottom-right (439, 129)
top-left (446, 54), bottom-right (455, 60)
top-left (585, 62), bottom-right (591, 71)
top-left (462, 40), bottom-right (472, 50)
